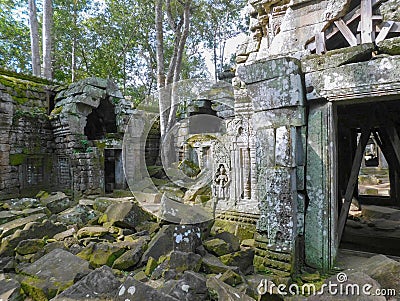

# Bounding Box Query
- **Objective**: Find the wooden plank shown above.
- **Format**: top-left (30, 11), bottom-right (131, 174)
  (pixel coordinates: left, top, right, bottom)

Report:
top-left (338, 128), bottom-right (370, 242)
top-left (374, 22), bottom-right (400, 33)
top-left (375, 21), bottom-right (395, 42)
top-left (334, 19), bottom-right (358, 46)
top-left (306, 0), bottom-right (385, 51)
top-left (360, 0), bottom-right (373, 43)
top-left (315, 32), bottom-right (326, 54)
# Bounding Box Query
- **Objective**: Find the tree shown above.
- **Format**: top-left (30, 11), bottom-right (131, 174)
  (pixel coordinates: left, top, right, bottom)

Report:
top-left (28, 0), bottom-right (41, 76)
top-left (196, 0), bottom-right (247, 80)
top-left (155, 0), bottom-right (192, 139)
top-left (0, 1), bottom-right (31, 72)
top-left (42, 0), bottom-right (53, 79)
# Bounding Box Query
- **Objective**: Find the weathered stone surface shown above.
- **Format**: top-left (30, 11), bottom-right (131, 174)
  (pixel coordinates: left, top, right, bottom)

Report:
top-left (15, 238), bottom-right (45, 255)
top-left (99, 201), bottom-right (151, 229)
top-left (0, 213), bottom-right (46, 238)
top-left (237, 57), bottom-right (301, 84)
top-left (358, 254), bottom-right (400, 293)
top-left (379, 0), bottom-right (400, 21)
top-left (112, 238), bottom-right (147, 270)
top-left (21, 249), bottom-right (91, 300)
top-left (158, 196), bottom-right (213, 224)
top-left (53, 227), bottom-right (77, 241)
top-left (40, 192), bottom-right (75, 214)
top-left (301, 43), bottom-right (375, 73)
top-left (116, 277), bottom-right (179, 301)
top-left (361, 205), bottom-right (400, 221)
top-left (92, 198), bottom-right (116, 212)
top-left (219, 249), bottom-right (255, 275)
top-left (77, 242), bottom-right (125, 268)
top-left (76, 226), bottom-right (108, 238)
top-left (305, 56), bottom-right (400, 101)
top-left (308, 272), bottom-right (385, 301)
top-left (173, 225), bottom-right (202, 252)
top-left (206, 277), bottom-right (254, 301)
top-left (0, 220), bottom-right (66, 256)
top-left (0, 277), bottom-right (23, 301)
top-left (201, 253), bottom-right (238, 274)
top-left (4, 198), bottom-right (42, 210)
top-left (169, 251), bottom-right (202, 272)
top-left (252, 107), bottom-right (306, 130)
top-left (203, 238), bottom-right (233, 256)
top-left (214, 232), bottom-right (240, 252)
top-left (267, 0), bottom-right (350, 56)
top-left (0, 211), bottom-right (19, 224)
top-left (247, 75), bottom-right (304, 112)
top-left (160, 271), bottom-right (208, 301)
top-left (305, 103), bottom-right (337, 271)
top-left (257, 167), bottom-right (295, 251)
top-left (141, 225), bottom-right (174, 263)
top-left (52, 266), bottom-right (121, 301)
top-left (219, 269), bottom-right (243, 286)
top-left (56, 205), bottom-right (99, 226)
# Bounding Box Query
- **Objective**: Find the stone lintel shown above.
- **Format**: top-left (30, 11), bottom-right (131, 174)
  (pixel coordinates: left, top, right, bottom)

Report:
top-left (305, 55), bottom-right (400, 101)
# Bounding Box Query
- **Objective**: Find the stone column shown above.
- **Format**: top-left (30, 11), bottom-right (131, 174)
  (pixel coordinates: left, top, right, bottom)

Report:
top-left (237, 57), bottom-right (306, 275)
top-left (305, 102), bottom-right (338, 271)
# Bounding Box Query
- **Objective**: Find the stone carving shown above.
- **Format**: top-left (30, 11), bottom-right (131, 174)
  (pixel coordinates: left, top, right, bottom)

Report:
top-left (213, 163), bottom-right (230, 200)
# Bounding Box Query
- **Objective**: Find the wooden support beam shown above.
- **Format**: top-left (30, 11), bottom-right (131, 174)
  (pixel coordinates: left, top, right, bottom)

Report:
top-left (335, 19), bottom-right (358, 46)
top-left (306, 0), bottom-right (385, 51)
top-left (360, 0), bottom-right (373, 43)
top-left (376, 21), bottom-right (395, 43)
top-left (315, 32), bottom-right (326, 54)
top-left (338, 128), bottom-right (370, 242)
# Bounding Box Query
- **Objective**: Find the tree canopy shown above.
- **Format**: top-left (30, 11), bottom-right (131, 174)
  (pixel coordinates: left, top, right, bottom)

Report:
top-left (0, 0), bottom-right (247, 101)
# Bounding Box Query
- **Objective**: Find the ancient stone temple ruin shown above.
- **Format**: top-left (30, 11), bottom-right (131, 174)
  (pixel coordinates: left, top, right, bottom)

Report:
top-left (0, 74), bottom-right (133, 199)
top-left (230, 0), bottom-right (400, 273)
top-left (1, 0), bottom-right (400, 295)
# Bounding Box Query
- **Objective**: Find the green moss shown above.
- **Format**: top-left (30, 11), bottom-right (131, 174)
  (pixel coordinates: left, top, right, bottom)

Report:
top-left (10, 153), bottom-right (26, 166)
top-left (145, 257), bottom-right (158, 276)
top-left (21, 277), bottom-right (53, 301)
top-left (51, 106), bottom-right (63, 115)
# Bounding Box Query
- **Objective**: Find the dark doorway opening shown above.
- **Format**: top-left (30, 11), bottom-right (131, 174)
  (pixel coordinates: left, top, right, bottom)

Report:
top-left (105, 149), bottom-right (125, 193)
top-left (84, 98), bottom-right (117, 140)
top-left (337, 100), bottom-right (400, 256)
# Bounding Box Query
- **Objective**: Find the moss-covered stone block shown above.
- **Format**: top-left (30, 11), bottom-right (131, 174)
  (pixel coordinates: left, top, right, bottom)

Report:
top-left (77, 242), bottom-right (125, 268)
top-left (9, 153), bottom-right (26, 166)
top-left (204, 238), bottom-right (233, 256)
top-left (144, 257), bottom-right (158, 276)
top-left (15, 238), bottom-right (45, 255)
top-left (377, 36), bottom-right (400, 55)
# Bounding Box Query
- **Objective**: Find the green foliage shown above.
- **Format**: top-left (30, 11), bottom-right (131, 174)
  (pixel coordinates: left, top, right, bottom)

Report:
top-left (1, 0), bottom-right (247, 100)
top-left (0, 1), bottom-right (31, 73)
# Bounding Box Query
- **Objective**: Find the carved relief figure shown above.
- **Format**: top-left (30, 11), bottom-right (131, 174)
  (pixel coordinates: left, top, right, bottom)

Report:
top-left (214, 163), bottom-right (230, 200)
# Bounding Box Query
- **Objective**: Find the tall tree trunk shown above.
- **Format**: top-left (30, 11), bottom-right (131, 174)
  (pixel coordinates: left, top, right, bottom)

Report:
top-left (155, 0), bottom-right (168, 139)
top-left (71, 0), bottom-right (77, 82)
top-left (28, 0), bottom-right (41, 76)
top-left (156, 0), bottom-right (192, 140)
top-left (43, 0), bottom-right (53, 79)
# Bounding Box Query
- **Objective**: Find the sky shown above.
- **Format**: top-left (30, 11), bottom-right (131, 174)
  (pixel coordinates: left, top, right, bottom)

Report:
top-left (202, 32), bottom-right (247, 77)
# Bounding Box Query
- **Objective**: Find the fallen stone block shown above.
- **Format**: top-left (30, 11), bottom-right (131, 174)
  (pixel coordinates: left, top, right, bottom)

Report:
top-left (20, 249), bottom-right (91, 300)
top-left (115, 276), bottom-right (179, 301)
top-left (51, 266), bottom-right (121, 300)
top-left (206, 276), bottom-right (254, 301)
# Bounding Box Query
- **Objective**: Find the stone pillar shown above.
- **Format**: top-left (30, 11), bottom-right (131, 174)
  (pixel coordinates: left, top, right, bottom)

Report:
top-left (237, 57), bottom-right (306, 275)
top-left (305, 102), bottom-right (338, 271)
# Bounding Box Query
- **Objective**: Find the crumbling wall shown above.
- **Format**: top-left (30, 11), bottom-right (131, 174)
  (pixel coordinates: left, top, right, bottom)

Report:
top-left (50, 77), bottom-right (131, 195)
top-left (0, 69), bottom-right (56, 199)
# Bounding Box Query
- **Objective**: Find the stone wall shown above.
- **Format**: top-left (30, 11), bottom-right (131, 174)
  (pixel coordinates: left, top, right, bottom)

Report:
top-left (233, 0), bottom-right (400, 273)
top-left (0, 69), bottom-right (57, 199)
top-left (50, 77), bottom-right (132, 195)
